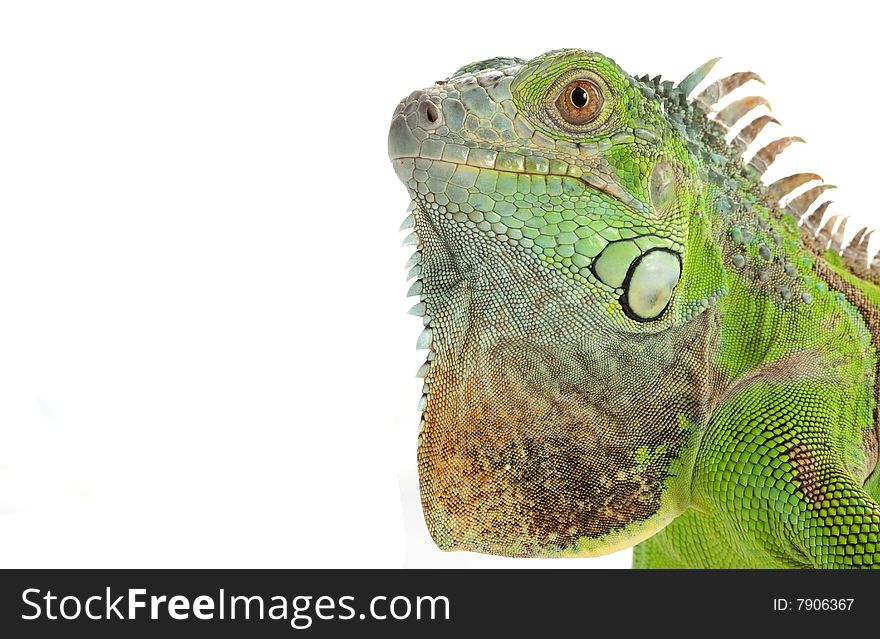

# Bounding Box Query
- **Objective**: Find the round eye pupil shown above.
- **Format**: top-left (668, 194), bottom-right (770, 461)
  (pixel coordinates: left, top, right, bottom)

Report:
top-left (570, 87), bottom-right (589, 108)
top-left (553, 78), bottom-right (604, 127)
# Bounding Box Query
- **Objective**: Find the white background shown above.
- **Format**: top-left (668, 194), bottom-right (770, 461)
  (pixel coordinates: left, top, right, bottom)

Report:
top-left (0, 1), bottom-right (875, 568)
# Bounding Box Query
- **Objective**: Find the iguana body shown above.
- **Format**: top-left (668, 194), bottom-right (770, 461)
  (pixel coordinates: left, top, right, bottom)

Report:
top-left (388, 49), bottom-right (880, 568)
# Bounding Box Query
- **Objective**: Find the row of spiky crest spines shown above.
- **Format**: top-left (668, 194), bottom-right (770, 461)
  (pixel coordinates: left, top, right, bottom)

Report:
top-left (635, 59), bottom-right (880, 284)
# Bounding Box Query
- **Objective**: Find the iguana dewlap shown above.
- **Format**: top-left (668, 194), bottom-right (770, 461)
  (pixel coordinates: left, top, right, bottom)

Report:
top-left (388, 49), bottom-right (880, 568)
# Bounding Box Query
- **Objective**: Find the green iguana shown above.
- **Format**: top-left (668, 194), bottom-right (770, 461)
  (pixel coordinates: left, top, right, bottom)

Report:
top-left (387, 49), bottom-right (880, 568)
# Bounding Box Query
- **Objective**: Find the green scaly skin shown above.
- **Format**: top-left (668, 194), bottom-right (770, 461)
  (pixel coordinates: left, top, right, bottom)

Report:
top-left (388, 49), bottom-right (880, 568)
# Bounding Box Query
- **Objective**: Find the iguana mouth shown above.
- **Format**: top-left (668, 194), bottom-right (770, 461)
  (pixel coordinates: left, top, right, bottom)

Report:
top-left (393, 152), bottom-right (683, 321)
top-left (390, 156), bottom-right (651, 217)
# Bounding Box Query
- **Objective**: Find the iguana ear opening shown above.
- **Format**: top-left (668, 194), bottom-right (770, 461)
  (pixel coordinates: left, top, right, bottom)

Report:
top-left (649, 162), bottom-right (680, 215)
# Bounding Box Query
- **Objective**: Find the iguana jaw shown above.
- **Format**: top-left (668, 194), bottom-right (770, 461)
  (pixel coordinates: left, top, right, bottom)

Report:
top-left (394, 157), bottom-right (682, 325)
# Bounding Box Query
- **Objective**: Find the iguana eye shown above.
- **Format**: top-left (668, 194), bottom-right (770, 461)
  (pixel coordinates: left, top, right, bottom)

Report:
top-left (555, 79), bottom-right (603, 126)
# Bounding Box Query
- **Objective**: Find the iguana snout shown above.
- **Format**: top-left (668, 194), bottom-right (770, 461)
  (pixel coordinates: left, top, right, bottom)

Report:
top-left (388, 89), bottom-right (444, 163)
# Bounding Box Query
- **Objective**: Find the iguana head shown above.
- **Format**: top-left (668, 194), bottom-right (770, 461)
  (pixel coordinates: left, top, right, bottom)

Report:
top-left (387, 50), bottom-right (728, 557)
top-left (389, 49), bottom-right (725, 332)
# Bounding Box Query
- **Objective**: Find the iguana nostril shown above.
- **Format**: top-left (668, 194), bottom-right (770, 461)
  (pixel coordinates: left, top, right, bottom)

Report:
top-left (419, 100), bottom-right (442, 129)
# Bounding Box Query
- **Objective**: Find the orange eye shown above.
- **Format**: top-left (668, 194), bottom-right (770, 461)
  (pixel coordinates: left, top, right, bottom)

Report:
top-left (554, 80), bottom-right (603, 126)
